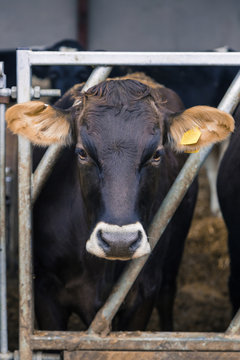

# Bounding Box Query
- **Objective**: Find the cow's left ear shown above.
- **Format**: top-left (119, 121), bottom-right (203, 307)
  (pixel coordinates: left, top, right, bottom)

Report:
top-left (167, 106), bottom-right (234, 152)
top-left (5, 101), bottom-right (72, 146)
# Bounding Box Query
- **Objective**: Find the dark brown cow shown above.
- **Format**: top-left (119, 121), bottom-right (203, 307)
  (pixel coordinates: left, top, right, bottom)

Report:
top-left (217, 104), bottom-right (240, 316)
top-left (6, 73), bottom-right (234, 331)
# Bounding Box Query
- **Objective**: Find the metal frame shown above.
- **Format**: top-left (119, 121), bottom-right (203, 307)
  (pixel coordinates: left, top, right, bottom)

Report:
top-left (13, 50), bottom-right (240, 359)
top-left (0, 63), bottom-right (8, 357)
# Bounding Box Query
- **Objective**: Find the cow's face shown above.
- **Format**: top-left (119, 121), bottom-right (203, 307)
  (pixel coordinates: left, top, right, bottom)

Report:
top-left (75, 87), bottom-right (166, 259)
top-left (6, 78), bottom-right (234, 260)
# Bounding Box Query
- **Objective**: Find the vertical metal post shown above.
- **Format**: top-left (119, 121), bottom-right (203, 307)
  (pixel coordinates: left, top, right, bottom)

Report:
top-left (0, 63), bottom-right (8, 354)
top-left (17, 50), bottom-right (33, 360)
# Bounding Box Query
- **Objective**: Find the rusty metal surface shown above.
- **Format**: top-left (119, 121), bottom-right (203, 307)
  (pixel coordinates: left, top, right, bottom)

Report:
top-left (0, 97), bottom-right (10, 104)
top-left (17, 50), bottom-right (33, 360)
top-left (64, 351), bottom-right (240, 360)
top-left (32, 331), bottom-right (240, 352)
top-left (88, 71), bottom-right (240, 336)
top-left (0, 351), bottom-right (61, 360)
top-left (0, 63), bottom-right (8, 354)
top-left (32, 65), bottom-right (112, 203)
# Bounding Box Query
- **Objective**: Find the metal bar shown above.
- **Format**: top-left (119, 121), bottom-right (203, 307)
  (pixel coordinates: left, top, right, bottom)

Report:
top-left (0, 88), bottom-right (61, 99)
top-left (30, 87), bottom-right (61, 99)
top-left (17, 50), bottom-right (33, 360)
top-left (226, 308), bottom-right (240, 335)
top-left (0, 351), bottom-right (61, 360)
top-left (15, 49), bottom-right (240, 354)
top-left (64, 351), bottom-right (240, 360)
top-left (88, 71), bottom-right (240, 335)
top-left (32, 65), bottom-right (112, 203)
top-left (27, 50), bottom-right (240, 66)
top-left (0, 63), bottom-right (8, 354)
top-left (31, 330), bottom-right (240, 351)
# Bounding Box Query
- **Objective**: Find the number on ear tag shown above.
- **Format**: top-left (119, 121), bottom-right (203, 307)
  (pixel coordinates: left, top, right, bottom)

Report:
top-left (180, 127), bottom-right (201, 145)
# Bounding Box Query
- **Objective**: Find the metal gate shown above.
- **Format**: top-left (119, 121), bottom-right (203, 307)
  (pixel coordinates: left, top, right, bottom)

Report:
top-left (1, 50), bottom-right (240, 359)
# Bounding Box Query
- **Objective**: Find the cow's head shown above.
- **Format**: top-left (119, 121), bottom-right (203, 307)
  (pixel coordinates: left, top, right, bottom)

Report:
top-left (6, 77), bottom-right (234, 260)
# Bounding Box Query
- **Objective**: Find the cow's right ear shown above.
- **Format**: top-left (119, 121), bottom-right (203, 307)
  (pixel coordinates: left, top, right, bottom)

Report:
top-left (5, 101), bottom-right (71, 146)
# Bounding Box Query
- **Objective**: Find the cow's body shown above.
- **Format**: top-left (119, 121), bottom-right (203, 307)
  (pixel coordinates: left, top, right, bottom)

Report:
top-left (217, 104), bottom-right (240, 315)
top-left (33, 144), bottom-right (196, 330)
top-left (6, 73), bottom-right (233, 331)
top-left (32, 75), bottom-right (197, 330)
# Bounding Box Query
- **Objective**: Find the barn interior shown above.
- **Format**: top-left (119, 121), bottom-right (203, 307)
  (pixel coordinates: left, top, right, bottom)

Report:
top-left (1, 0), bottom-right (240, 358)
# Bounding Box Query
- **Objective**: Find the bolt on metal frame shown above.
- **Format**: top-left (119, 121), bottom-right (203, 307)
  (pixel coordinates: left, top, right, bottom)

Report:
top-left (16, 50), bottom-right (240, 360)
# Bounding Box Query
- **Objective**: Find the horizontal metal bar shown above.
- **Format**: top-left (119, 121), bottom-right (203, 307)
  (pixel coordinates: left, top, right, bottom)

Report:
top-left (23, 50), bottom-right (240, 66)
top-left (63, 351), bottom-right (240, 360)
top-left (0, 351), bottom-right (61, 360)
top-left (0, 87), bottom-right (61, 99)
top-left (31, 331), bottom-right (240, 351)
top-left (88, 71), bottom-right (240, 335)
top-left (35, 89), bottom-right (61, 98)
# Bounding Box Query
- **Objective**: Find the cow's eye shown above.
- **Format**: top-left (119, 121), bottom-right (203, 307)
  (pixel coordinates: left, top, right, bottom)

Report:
top-left (152, 149), bottom-right (164, 163)
top-left (75, 148), bottom-right (88, 161)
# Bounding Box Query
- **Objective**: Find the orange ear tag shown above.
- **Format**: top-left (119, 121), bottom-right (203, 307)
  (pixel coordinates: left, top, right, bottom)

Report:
top-left (180, 127), bottom-right (201, 145)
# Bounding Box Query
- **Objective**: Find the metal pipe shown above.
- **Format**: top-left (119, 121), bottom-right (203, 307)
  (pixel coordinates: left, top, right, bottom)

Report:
top-left (31, 330), bottom-right (240, 352)
top-left (17, 50), bottom-right (33, 360)
top-left (0, 87), bottom-right (61, 99)
top-left (27, 50), bottom-right (240, 66)
top-left (15, 49), bottom-right (240, 354)
top-left (226, 308), bottom-right (240, 335)
top-left (88, 71), bottom-right (240, 335)
top-left (32, 66), bottom-right (112, 203)
top-left (0, 63), bottom-right (8, 354)
top-left (0, 351), bottom-right (61, 360)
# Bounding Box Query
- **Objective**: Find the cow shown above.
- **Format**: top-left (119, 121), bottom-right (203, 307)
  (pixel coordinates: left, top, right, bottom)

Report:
top-left (217, 104), bottom-right (240, 317)
top-left (6, 73), bottom-right (233, 331)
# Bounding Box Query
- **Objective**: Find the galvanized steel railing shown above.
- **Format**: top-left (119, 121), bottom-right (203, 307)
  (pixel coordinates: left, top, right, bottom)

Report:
top-left (2, 50), bottom-right (240, 359)
top-left (0, 63), bottom-right (8, 358)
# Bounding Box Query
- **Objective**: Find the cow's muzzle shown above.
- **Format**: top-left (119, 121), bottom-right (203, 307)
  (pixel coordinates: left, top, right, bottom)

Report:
top-left (86, 222), bottom-right (150, 260)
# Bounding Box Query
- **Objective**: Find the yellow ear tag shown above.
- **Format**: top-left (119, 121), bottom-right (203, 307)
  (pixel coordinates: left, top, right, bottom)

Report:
top-left (180, 127), bottom-right (201, 145)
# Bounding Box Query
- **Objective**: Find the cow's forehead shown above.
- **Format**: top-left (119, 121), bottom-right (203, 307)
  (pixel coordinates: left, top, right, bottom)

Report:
top-left (77, 100), bottom-right (162, 153)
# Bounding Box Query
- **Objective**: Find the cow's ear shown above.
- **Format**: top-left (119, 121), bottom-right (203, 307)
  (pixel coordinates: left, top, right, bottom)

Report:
top-left (5, 101), bottom-right (71, 146)
top-left (167, 106), bottom-right (234, 152)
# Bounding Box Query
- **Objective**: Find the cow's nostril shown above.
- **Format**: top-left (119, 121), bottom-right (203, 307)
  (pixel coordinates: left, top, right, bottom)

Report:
top-left (97, 230), bottom-right (111, 252)
top-left (95, 227), bottom-right (145, 257)
top-left (129, 230), bottom-right (142, 252)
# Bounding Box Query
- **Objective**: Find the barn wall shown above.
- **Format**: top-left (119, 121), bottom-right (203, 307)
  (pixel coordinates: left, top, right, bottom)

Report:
top-left (0, 0), bottom-right (77, 49)
top-left (88, 0), bottom-right (240, 51)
